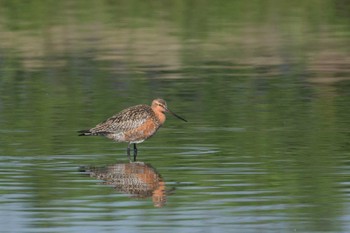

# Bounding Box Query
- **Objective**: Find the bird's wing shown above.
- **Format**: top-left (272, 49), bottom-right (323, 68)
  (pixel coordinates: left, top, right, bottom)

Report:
top-left (90, 105), bottom-right (152, 134)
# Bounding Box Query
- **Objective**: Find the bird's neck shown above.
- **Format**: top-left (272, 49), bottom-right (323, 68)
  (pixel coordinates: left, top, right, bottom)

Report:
top-left (154, 111), bottom-right (166, 125)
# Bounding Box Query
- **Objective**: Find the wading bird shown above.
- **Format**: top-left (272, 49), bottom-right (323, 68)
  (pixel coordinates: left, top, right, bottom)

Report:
top-left (78, 99), bottom-right (187, 161)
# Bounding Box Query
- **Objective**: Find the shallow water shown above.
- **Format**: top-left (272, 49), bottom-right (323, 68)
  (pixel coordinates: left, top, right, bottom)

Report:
top-left (1, 1), bottom-right (350, 232)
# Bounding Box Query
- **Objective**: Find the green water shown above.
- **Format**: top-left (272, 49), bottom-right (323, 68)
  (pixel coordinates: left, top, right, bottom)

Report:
top-left (0, 1), bottom-right (350, 232)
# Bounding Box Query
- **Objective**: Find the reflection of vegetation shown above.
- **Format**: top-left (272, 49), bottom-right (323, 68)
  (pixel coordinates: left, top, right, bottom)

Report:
top-left (0, 0), bottom-right (349, 30)
top-left (0, 0), bottom-right (349, 232)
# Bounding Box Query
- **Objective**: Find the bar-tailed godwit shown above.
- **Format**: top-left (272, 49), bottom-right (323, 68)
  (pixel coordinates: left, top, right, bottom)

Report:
top-left (78, 99), bottom-right (187, 161)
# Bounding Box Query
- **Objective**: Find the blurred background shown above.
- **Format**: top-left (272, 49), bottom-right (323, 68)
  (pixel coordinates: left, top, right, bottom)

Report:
top-left (0, 1), bottom-right (350, 232)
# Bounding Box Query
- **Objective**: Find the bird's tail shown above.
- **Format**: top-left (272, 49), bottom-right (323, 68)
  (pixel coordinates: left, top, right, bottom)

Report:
top-left (78, 129), bottom-right (94, 136)
top-left (78, 129), bottom-right (108, 136)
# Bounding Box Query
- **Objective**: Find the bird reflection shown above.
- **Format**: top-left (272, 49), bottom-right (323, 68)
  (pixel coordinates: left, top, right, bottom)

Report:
top-left (80, 162), bottom-right (168, 207)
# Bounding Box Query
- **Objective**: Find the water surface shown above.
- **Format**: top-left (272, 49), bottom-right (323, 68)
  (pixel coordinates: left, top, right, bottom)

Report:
top-left (0, 1), bottom-right (350, 232)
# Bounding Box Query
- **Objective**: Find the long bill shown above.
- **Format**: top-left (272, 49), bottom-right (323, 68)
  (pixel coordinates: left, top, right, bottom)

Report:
top-left (167, 108), bottom-right (187, 122)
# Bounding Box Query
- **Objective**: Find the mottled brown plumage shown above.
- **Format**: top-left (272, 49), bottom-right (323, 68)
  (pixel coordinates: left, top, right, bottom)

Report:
top-left (78, 99), bottom-right (187, 161)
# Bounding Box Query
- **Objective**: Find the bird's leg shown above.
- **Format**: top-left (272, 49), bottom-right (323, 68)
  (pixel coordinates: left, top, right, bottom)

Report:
top-left (127, 143), bottom-right (132, 162)
top-left (133, 143), bottom-right (137, 162)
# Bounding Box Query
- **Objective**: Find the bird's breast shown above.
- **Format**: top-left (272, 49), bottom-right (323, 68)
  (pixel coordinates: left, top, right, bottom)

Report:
top-left (123, 118), bottom-right (161, 143)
